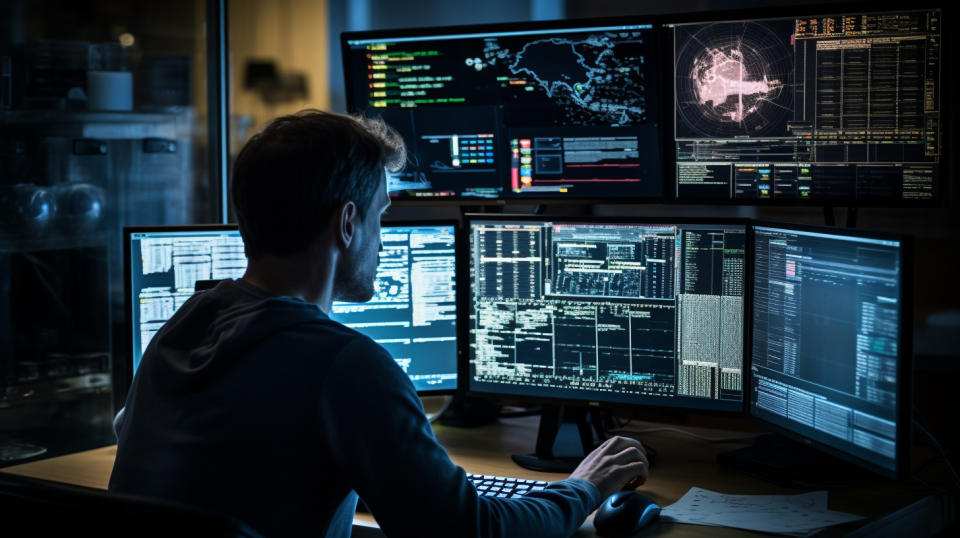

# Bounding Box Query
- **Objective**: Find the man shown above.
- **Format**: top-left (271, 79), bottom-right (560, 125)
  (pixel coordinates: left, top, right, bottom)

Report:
top-left (110, 110), bottom-right (649, 537)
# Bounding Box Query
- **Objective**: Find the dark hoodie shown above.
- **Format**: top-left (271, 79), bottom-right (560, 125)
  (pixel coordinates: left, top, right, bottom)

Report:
top-left (109, 279), bottom-right (601, 537)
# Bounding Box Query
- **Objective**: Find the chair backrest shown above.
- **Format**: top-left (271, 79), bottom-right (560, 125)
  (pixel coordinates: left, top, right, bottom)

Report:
top-left (0, 472), bottom-right (264, 537)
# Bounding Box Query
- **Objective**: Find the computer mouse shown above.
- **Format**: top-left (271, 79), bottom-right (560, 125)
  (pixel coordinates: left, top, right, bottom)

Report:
top-left (593, 491), bottom-right (661, 537)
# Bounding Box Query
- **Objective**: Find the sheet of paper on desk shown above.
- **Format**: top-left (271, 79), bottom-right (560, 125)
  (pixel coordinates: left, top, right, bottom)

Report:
top-left (660, 487), bottom-right (864, 536)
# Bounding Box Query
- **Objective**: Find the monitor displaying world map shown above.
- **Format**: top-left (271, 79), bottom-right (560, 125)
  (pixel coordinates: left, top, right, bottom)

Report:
top-left (343, 22), bottom-right (664, 201)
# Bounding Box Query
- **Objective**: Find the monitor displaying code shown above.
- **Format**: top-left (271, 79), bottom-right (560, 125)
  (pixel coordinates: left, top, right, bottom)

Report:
top-left (751, 225), bottom-right (904, 471)
top-left (468, 219), bottom-right (746, 410)
top-left (344, 22), bottom-right (664, 200)
top-left (127, 225), bottom-right (458, 392)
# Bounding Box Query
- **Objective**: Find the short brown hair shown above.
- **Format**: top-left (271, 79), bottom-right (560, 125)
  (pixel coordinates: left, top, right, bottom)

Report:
top-left (231, 110), bottom-right (405, 260)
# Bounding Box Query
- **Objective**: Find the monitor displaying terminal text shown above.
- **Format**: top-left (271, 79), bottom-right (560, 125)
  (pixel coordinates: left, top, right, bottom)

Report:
top-left (750, 224), bottom-right (909, 476)
top-left (125, 224), bottom-right (459, 393)
top-left (467, 217), bottom-right (746, 411)
top-left (343, 20), bottom-right (664, 201)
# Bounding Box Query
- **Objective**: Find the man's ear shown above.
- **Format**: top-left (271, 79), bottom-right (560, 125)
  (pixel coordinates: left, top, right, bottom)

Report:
top-left (336, 201), bottom-right (358, 250)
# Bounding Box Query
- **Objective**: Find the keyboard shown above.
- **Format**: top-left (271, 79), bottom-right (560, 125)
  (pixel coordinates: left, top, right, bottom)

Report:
top-left (467, 473), bottom-right (550, 499)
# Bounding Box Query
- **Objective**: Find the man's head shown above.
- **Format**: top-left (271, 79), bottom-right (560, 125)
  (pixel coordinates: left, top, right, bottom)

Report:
top-left (231, 110), bottom-right (404, 302)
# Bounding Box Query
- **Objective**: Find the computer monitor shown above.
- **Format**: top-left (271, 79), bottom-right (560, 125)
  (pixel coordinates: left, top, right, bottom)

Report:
top-left (749, 223), bottom-right (911, 478)
top-left (342, 19), bottom-right (664, 201)
top-left (123, 223), bottom-right (459, 394)
top-left (467, 216), bottom-right (747, 406)
top-left (125, 225), bottom-right (246, 376)
top-left (466, 216), bottom-right (747, 470)
top-left (666, 7), bottom-right (944, 204)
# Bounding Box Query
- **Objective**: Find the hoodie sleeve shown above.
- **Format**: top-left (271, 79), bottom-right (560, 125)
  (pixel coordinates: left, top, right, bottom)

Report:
top-left (317, 337), bottom-right (602, 538)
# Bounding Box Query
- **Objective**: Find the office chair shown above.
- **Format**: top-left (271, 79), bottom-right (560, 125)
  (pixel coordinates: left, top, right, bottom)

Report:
top-left (0, 472), bottom-right (264, 537)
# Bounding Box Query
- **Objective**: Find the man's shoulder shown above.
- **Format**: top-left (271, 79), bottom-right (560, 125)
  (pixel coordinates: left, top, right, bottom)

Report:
top-left (330, 330), bottom-right (393, 364)
top-left (276, 317), bottom-right (391, 365)
top-left (318, 332), bottom-right (417, 410)
top-left (284, 315), bottom-right (376, 347)
top-left (320, 330), bottom-right (406, 382)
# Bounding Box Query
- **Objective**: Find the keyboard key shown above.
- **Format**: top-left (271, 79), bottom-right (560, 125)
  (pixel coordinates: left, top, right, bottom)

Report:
top-left (468, 473), bottom-right (551, 499)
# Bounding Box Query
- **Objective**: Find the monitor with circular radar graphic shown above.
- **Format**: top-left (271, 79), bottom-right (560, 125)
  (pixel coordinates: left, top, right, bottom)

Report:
top-left (666, 7), bottom-right (944, 205)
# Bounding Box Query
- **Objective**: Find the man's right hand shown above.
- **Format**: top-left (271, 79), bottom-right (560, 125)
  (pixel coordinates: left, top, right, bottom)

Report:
top-left (570, 436), bottom-right (649, 499)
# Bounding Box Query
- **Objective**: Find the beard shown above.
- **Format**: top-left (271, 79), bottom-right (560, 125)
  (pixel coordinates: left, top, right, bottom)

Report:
top-left (334, 247), bottom-right (378, 303)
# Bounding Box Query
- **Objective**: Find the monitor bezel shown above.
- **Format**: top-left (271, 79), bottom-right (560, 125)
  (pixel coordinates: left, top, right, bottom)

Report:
top-left (659, 1), bottom-right (949, 208)
top-left (341, 16), bottom-right (668, 205)
top-left (746, 220), bottom-right (913, 479)
top-left (460, 213), bottom-right (752, 414)
top-left (121, 221), bottom-right (463, 402)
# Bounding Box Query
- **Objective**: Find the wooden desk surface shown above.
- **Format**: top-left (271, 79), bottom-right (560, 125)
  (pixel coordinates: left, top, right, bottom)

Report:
top-left (2, 416), bottom-right (927, 536)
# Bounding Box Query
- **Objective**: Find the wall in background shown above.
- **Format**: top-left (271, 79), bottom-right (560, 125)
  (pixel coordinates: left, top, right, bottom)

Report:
top-left (229, 0), bottom-right (330, 145)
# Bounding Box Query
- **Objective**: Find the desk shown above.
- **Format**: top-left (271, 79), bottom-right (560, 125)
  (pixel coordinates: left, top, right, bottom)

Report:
top-left (1, 416), bottom-right (932, 536)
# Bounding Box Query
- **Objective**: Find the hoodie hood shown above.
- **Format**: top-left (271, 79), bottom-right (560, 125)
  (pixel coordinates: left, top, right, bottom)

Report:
top-left (140, 278), bottom-right (330, 393)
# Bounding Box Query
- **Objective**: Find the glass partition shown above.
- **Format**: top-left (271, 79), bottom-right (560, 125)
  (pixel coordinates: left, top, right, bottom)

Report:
top-left (0, 0), bottom-right (213, 465)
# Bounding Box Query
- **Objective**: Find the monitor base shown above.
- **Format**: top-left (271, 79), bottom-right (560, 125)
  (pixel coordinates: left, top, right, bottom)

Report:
top-left (717, 433), bottom-right (879, 487)
top-left (437, 395), bottom-right (501, 427)
top-left (511, 453), bottom-right (585, 473)
top-left (511, 404), bottom-right (608, 473)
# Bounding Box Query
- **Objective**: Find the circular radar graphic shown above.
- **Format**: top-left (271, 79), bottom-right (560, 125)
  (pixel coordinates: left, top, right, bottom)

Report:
top-left (675, 21), bottom-right (794, 138)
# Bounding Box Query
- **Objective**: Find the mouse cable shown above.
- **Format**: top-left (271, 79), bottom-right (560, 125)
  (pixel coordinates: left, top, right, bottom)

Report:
top-left (608, 426), bottom-right (761, 444)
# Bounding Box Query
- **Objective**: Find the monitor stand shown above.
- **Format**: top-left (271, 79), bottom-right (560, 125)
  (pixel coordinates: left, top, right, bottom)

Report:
top-left (511, 404), bottom-right (606, 473)
top-left (717, 433), bottom-right (877, 487)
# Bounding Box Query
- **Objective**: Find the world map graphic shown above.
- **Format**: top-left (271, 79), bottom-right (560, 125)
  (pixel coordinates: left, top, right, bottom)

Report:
top-left (675, 21), bottom-right (794, 138)
top-left (482, 32), bottom-right (649, 126)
